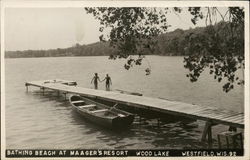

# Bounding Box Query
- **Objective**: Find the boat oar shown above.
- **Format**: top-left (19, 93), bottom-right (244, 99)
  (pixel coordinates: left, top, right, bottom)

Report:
top-left (111, 103), bottom-right (125, 117)
top-left (110, 103), bottom-right (118, 110)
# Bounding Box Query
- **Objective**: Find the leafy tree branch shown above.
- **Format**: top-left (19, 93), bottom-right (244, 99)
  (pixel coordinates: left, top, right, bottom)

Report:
top-left (85, 7), bottom-right (244, 92)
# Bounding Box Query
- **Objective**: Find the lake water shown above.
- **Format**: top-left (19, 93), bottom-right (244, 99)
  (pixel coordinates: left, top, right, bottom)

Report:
top-left (4, 56), bottom-right (244, 149)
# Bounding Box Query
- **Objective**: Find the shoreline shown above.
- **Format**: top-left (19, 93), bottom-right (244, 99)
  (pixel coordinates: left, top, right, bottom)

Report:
top-left (4, 54), bottom-right (185, 59)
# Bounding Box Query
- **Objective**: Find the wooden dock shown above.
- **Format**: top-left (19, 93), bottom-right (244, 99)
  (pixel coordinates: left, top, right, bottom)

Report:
top-left (25, 79), bottom-right (244, 147)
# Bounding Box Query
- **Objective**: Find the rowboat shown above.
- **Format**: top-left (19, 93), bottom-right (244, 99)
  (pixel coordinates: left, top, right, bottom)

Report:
top-left (69, 95), bottom-right (134, 128)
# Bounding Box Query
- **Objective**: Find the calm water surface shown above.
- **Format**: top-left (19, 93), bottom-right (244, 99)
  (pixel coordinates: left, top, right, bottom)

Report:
top-left (5, 56), bottom-right (244, 149)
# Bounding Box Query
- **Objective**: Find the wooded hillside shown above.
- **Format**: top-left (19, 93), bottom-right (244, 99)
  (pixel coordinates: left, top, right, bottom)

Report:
top-left (5, 22), bottom-right (241, 58)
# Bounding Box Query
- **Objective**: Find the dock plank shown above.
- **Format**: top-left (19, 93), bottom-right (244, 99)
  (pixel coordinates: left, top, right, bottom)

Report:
top-left (234, 118), bottom-right (244, 124)
top-left (223, 115), bottom-right (244, 122)
top-left (202, 113), bottom-right (238, 121)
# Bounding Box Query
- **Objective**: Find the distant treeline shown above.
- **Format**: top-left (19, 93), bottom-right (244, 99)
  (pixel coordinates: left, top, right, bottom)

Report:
top-left (5, 22), bottom-right (235, 58)
top-left (5, 42), bottom-right (116, 58)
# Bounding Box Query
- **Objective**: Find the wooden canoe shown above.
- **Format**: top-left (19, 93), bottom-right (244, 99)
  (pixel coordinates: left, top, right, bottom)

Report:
top-left (69, 95), bottom-right (134, 128)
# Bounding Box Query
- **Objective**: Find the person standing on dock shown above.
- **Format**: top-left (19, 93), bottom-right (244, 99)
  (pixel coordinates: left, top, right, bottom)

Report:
top-left (102, 74), bottom-right (112, 91)
top-left (91, 73), bottom-right (101, 89)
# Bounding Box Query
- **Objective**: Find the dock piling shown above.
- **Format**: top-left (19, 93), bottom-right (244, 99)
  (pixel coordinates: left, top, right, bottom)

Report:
top-left (25, 83), bottom-right (29, 92)
top-left (207, 124), bottom-right (212, 148)
top-left (217, 131), bottom-right (243, 149)
top-left (157, 118), bottom-right (160, 128)
top-left (201, 121), bottom-right (216, 148)
top-left (63, 92), bottom-right (67, 100)
top-left (42, 87), bottom-right (45, 95)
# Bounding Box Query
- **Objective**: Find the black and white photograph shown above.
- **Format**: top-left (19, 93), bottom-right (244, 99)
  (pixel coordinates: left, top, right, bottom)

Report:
top-left (1, 1), bottom-right (249, 159)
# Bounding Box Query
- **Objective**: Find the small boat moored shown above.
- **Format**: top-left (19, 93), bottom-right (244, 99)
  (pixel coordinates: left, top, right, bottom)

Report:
top-left (69, 95), bottom-right (134, 129)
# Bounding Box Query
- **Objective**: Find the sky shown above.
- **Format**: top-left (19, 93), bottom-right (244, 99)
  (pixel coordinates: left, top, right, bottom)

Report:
top-left (4, 7), bottom-right (228, 51)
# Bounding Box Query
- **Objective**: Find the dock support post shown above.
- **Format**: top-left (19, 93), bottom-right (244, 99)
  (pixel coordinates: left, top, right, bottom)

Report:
top-left (25, 83), bottom-right (28, 92)
top-left (217, 135), bottom-right (221, 149)
top-left (62, 92), bottom-right (67, 100)
top-left (201, 121), bottom-right (214, 148)
top-left (41, 87), bottom-right (45, 95)
top-left (157, 118), bottom-right (160, 128)
top-left (239, 133), bottom-right (243, 149)
top-left (229, 126), bottom-right (237, 132)
top-left (207, 124), bottom-right (212, 148)
top-left (217, 131), bottom-right (243, 149)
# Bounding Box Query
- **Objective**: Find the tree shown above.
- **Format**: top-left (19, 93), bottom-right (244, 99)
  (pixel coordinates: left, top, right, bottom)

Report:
top-left (85, 7), bottom-right (172, 70)
top-left (183, 8), bottom-right (244, 92)
top-left (85, 7), bottom-right (244, 92)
